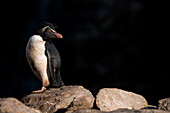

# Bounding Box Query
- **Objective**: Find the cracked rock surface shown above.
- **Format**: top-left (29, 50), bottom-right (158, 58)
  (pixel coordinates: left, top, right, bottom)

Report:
top-left (22, 85), bottom-right (95, 113)
top-left (158, 97), bottom-right (170, 111)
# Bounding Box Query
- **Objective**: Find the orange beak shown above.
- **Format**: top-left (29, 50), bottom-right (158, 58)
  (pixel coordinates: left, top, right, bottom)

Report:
top-left (55, 33), bottom-right (63, 38)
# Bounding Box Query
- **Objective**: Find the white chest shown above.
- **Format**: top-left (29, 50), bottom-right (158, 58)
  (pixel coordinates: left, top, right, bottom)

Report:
top-left (26, 35), bottom-right (49, 82)
top-left (26, 35), bottom-right (46, 59)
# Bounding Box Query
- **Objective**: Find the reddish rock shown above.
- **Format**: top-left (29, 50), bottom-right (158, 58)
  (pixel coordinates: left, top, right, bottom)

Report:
top-left (96, 88), bottom-right (148, 111)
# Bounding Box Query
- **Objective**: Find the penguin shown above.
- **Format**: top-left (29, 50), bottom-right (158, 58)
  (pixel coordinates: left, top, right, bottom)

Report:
top-left (26, 22), bottom-right (64, 93)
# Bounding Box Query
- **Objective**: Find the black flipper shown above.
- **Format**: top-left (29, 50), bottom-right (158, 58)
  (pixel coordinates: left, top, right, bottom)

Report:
top-left (45, 40), bottom-right (64, 87)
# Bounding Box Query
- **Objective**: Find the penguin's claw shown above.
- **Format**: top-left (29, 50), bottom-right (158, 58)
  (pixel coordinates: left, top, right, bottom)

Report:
top-left (32, 86), bottom-right (46, 93)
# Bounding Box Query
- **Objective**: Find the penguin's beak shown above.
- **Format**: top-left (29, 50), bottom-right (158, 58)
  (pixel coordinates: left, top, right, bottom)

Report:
top-left (55, 33), bottom-right (63, 38)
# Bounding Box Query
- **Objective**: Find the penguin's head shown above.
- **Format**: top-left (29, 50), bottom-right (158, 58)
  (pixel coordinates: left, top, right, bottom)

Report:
top-left (35, 22), bottom-right (63, 40)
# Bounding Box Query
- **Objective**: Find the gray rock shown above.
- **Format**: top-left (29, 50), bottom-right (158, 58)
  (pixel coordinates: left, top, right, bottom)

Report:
top-left (0, 97), bottom-right (41, 113)
top-left (67, 109), bottom-right (106, 113)
top-left (158, 97), bottom-right (170, 111)
top-left (70, 108), bottom-right (170, 113)
top-left (22, 85), bottom-right (95, 113)
top-left (96, 88), bottom-right (148, 111)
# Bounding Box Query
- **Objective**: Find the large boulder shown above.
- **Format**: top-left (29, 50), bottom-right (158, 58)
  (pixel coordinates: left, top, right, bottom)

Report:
top-left (158, 97), bottom-right (170, 111)
top-left (22, 85), bottom-right (95, 113)
top-left (0, 97), bottom-right (41, 113)
top-left (96, 88), bottom-right (148, 111)
top-left (69, 108), bottom-right (170, 113)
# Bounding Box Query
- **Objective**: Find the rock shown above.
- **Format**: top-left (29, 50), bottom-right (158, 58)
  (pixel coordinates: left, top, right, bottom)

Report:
top-left (158, 97), bottom-right (170, 111)
top-left (68, 109), bottom-right (106, 113)
top-left (22, 85), bottom-right (95, 113)
top-left (69, 108), bottom-right (170, 113)
top-left (96, 88), bottom-right (148, 111)
top-left (113, 109), bottom-right (170, 113)
top-left (0, 97), bottom-right (41, 113)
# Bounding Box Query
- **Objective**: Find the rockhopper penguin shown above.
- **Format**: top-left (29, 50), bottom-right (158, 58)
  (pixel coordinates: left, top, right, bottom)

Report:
top-left (26, 22), bottom-right (64, 93)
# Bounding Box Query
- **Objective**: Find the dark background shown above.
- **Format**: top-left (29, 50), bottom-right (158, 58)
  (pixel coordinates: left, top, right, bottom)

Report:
top-left (0, 0), bottom-right (169, 106)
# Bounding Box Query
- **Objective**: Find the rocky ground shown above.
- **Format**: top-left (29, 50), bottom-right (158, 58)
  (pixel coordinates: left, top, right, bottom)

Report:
top-left (0, 85), bottom-right (169, 113)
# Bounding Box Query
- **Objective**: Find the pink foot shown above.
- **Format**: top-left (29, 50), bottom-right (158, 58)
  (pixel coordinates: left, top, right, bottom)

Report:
top-left (32, 86), bottom-right (46, 93)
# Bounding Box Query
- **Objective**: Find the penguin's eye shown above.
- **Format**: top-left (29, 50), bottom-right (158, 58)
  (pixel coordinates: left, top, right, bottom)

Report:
top-left (50, 29), bottom-right (56, 33)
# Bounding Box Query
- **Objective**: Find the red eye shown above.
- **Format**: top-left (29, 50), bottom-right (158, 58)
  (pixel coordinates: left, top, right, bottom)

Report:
top-left (50, 30), bottom-right (53, 33)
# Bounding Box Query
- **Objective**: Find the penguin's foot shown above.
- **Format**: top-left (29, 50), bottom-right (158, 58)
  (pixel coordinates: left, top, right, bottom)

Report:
top-left (32, 86), bottom-right (46, 93)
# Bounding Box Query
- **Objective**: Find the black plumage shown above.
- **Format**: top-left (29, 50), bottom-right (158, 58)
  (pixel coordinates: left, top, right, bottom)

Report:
top-left (45, 40), bottom-right (64, 87)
